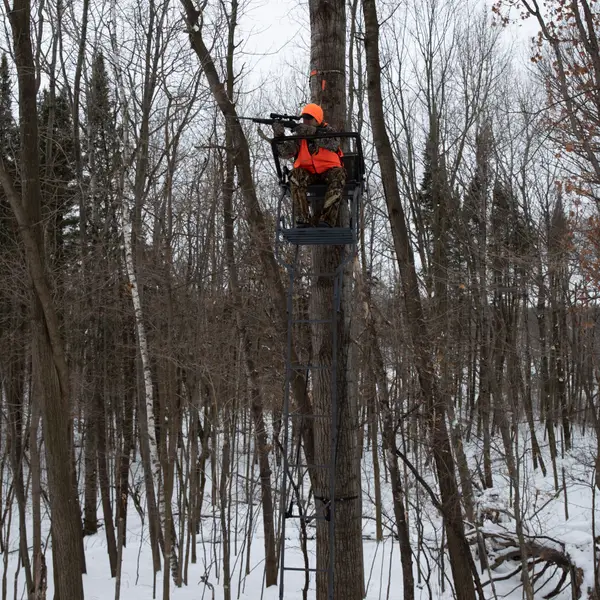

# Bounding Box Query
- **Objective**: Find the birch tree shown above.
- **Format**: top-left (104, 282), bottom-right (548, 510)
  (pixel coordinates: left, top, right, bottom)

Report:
top-left (108, 0), bottom-right (165, 577)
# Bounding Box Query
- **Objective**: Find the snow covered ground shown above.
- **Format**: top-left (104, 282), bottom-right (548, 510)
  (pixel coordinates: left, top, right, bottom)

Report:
top-left (3, 425), bottom-right (598, 599)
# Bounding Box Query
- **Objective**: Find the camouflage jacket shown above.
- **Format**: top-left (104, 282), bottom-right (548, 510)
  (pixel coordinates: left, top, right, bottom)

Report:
top-left (274, 123), bottom-right (341, 162)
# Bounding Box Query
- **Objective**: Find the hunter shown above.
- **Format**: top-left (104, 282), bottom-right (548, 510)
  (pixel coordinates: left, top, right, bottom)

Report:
top-left (272, 103), bottom-right (345, 227)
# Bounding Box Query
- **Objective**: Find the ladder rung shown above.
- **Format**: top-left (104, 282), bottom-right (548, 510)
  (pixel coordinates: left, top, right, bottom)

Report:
top-left (290, 364), bottom-right (330, 371)
top-left (288, 463), bottom-right (331, 469)
top-left (283, 567), bottom-right (330, 573)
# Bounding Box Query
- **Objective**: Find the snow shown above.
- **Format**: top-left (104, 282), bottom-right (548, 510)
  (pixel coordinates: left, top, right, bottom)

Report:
top-left (3, 426), bottom-right (599, 599)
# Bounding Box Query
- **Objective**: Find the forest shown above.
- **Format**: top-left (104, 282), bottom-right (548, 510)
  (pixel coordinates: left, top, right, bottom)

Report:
top-left (0, 0), bottom-right (599, 599)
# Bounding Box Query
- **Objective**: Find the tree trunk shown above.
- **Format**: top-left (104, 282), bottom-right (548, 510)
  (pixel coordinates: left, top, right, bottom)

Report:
top-left (5, 304), bottom-right (33, 593)
top-left (108, 0), bottom-right (164, 572)
top-left (83, 406), bottom-right (98, 536)
top-left (364, 295), bottom-right (414, 600)
top-left (115, 328), bottom-right (135, 548)
top-left (537, 264), bottom-right (559, 489)
top-left (180, 0), bottom-right (316, 469)
top-left (221, 125), bottom-right (278, 584)
top-left (30, 390), bottom-right (44, 600)
top-left (489, 316), bottom-right (534, 600)
top-left (220, 408), bottom-right (232, 600)
top-left (361, 1), bottom-right (477, 597)
top-left (522, 307), bottom-right (546, 475)
top-left (366, 369), bottom-right (383, 542)
top-left (307, 1), bottom-right (364, 598)
top-left (97, 378), bottom-right (118, 576)
top-left (2, 1), bottom-right (85, 597)
top-left (309, 254), bottom-right (363, 600)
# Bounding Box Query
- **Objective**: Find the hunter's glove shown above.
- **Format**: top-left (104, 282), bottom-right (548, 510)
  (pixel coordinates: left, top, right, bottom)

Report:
top-left (293, 123), bottom-right (317, 137)
top-left (272, 122), bottom-right (286, 137)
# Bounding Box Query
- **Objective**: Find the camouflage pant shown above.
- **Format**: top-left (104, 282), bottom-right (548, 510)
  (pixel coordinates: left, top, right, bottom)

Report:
top-left (289, 166), bottom-right (346, 226)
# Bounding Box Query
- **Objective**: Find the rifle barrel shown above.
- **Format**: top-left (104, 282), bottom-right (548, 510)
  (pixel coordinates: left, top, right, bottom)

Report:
top-left (237, 116), bottom-right (298, 128)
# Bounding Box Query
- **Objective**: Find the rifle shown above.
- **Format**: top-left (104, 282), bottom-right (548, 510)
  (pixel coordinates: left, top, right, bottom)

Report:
top-left (237, 113), bottom-right (302, 130)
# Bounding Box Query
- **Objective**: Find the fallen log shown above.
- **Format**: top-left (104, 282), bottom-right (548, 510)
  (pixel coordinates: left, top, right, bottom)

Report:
top-left (476, 532), bottom-right (583, 599)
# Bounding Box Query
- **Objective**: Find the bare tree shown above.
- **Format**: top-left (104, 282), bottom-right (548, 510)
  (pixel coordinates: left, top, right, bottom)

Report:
top-left (108, 0), bottom-right (165, 577)
top-left (0, 0), bottom-right (85, 597)
top-left (361, 0), bottom-right (480, 598)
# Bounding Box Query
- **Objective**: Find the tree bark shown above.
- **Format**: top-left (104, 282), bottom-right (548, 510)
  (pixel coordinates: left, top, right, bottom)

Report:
top-left (2, 1), bottom-right (85, 597)
top-left (30, 389), bottom-right (44, 599)
top-left (108, 0), bottom-right (164, 573)
top-left (83, 406), bottom-right (98, 536)
top-left (115, 329), bottom-right (135, 548)
top-left (307, 1), bottom-right (364, 598)
top-left (363, 290), bottom-right (414, 600)
top-left (96, 376), bottom-right (118, 576)
top-left (216, 1), bottom-right (278, 583)
top-left (361, 1), bottom-right (477, 597)
top-left (5, 304), bottom-right (33, 593)
top-left (221, 129), bottom-right (278, 585)
top-left (179, 0), bottom-right (316, 469)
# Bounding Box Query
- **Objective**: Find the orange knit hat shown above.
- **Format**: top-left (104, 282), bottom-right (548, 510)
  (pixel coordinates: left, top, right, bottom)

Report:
top-left (301, 103), bottom-right (324, 125)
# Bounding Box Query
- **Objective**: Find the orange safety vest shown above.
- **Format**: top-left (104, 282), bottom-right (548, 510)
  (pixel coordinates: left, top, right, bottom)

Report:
top-left (294, 139), bottom-right (343, 174)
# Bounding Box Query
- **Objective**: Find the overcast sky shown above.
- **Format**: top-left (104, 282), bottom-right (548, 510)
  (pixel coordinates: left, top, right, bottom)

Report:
top-left (237, 0), bottom-right (306, 77)
top-left (238, 0), bottom-right (542, 68)
top-left (232, 0), bottom-right (543, 117)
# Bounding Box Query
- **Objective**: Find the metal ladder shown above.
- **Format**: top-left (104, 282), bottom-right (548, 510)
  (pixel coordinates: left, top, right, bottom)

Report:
top-left (270, 132), bottom-right (364, 599)
top-left (280, 258), bottom-right (342, 600)
top-left (274, 211), bottom-right (359, 600)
